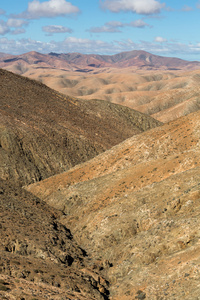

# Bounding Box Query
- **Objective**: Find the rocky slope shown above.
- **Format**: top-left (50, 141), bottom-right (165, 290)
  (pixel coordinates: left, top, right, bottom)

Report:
top-left (0, 68), bottom-right (161, 185)
top-left (27, 110), bottom-right (200, 299)
top-left (0, 179), bottom-right (110, 299)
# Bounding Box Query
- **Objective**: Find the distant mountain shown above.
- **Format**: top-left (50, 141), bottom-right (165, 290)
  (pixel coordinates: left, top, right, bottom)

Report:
top-left (0, 50), bottom-right (200, 71)
top-left (0, 52), bottom-right (11, 58)
top-left (49, 50), bottom-right (200, 70)
top-left (0, 51), bottom-right (75, 73)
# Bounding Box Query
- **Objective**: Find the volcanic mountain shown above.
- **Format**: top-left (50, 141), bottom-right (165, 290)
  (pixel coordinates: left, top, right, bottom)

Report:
top-left (27, 110), bottom-right (200, 299)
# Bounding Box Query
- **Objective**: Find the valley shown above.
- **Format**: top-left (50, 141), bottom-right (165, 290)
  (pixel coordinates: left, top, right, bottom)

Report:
top-left (0, 50), bottom-right (200, 299)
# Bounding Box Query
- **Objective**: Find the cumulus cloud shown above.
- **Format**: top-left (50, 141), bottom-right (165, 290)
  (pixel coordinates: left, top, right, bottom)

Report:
top-left (88, 25), bottom-right (122, 33)
top-left (88, 19), bottom-right (150, 33)
top-left (11, 28), bottom-right (26, 35)
top-left (14, 0), bottom-right (80, 19)
top-left (43, 25), bottom-right (73, 34)
top-left (0, 21), bottom-right (9, 35)
top-left (101, 0), bottom-right (165, 15)
top-left (0, 18), bottom-right (28, 36)
top-left (154, 36), bottom-right (167, 42)
top-left (7, 19), bottom-right (28, 28)
top-left (129, 19), bottom-right (150, 27)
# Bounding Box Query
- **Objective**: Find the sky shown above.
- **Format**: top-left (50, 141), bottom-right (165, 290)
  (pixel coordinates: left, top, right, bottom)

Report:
top-left (0, 0), bottom-right (200, 60)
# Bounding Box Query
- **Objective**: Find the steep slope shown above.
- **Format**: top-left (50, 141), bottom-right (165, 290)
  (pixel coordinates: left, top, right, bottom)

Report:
top-left (0, 68), bottom-right (161, 185)
top-left (27, 110), bottom-right (200, 299)
top-left (0, 179), bottom-right (109, 299)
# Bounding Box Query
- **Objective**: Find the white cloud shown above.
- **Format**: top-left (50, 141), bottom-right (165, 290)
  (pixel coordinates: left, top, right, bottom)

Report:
top-left (0, 18), bottom-right (28, 36)
top-left (154, 36), bottom-right (167, 42)
top-left (0, 21), bottom-right (9, 35)
top-left (11, 28), bottom-right (26, 35)
top-left (88, 25), bottom-right (121, 33)
top-left (43, 25), bottom-right (73, 34)
top-left (7, 19), bottom-right (28, 28)
top-left (101, 0), bottom-right (165, 15)
top-left (15, 0), bottom-right (80, 19)
top-left (106, 21), bottom-right (124, 27)
top-left (88, 19), bottom-right (150, 33)
top-left (129, 19), bottom-right (150, 28)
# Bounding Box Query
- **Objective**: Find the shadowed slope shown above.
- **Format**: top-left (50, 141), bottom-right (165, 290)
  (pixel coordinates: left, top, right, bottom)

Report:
top-left (27, 110), bottom-right (200, 299)
top-left (0, 68), bottom-right (161, 185)
top-left (0, 179), bottom-right (110, 299)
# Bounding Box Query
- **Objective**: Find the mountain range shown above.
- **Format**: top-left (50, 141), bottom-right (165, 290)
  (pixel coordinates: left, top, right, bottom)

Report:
top-left (1, 50), bottom-right (200, 72)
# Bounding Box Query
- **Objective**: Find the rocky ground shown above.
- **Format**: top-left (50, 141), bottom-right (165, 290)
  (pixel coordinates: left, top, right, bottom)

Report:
top-left (27, 110), bottom-right (200, 299)
top-left (1, 67), bottom-right (200, 299)
top-left (0, 179), bottom-right (110, 299)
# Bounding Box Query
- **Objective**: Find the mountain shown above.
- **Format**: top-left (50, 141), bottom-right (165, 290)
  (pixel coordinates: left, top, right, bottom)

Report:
top-left (27, 110), bottom-right (200, 299)
top-left (0, 68), bottom-right (161, 186)
top-left (1, 51), bottom-right (200, 124)
top-left (0, 51), bottom-right (75, 74)
top-left (1, 50), bottom-right (200, 73)
top-left (0, 68), bottom-right (163, 298)
top-left (50, 50), bottom-right (200, 70)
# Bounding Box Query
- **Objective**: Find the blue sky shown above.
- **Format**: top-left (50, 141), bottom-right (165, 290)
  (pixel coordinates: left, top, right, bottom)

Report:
top-left (0, 0), bottom-right (200, 60)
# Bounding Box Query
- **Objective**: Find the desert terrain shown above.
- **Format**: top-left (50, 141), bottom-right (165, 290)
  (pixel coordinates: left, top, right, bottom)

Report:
top-left (27, 109), bottom-right (200, 299)
top-left (1, 50), bottom-right (200, 123)
top-left (0, 50), bottom-right (200, 299)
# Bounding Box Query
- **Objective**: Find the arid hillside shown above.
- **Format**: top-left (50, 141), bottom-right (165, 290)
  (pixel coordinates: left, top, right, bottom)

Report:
top-left (20, 67), bottom-right (200, 123)
top-left (27, 110), bottom-right (200, 299)
top-left (0, 68), bottom-right (161, 185)
top-left (0, 179), bottom-right (110, 300)
top-left (1, 51), bottom-right (200, 123)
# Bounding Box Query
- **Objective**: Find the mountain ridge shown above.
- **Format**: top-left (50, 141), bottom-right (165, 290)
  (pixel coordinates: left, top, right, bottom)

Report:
top-left (0, 68), bottom-right (161, 185)
top-left (1, 50), bottom-right (200, 71)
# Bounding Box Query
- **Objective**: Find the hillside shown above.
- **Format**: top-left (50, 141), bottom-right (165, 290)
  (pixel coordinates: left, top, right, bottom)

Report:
top-left (1, 51), bottom-right (200, 123)
top-left (27, 110), bottom-right (200, 299)
top-left (0, 179), bottom-right (110, 299)
top-left (0, 68), bottom-right (161, 185)
top-left (24, 68), bottom-right (200, 123)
